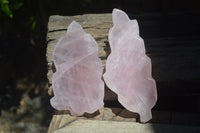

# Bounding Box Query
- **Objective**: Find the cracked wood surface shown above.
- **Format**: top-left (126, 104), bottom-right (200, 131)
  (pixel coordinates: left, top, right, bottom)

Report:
top-left (46, 14), bottom-right (112, 97)
top-left (46, 14), bottom-right (200, 97)
top-left (50, 119), bottom-right (200, 133)
top-left (46, 13), bottom-right (200, 133)
top-left (48, 107), bottom-right (200, 133)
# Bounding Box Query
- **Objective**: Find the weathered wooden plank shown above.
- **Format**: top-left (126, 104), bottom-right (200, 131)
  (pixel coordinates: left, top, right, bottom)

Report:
top-left (46, 14), bottom-right (112, 88)
top-left (52, 119), bottom-right (200, 133)
top-left (46, 13), bottom-right (200, 133)
top-left (48, 107), bottom-right (138, 133)
top-left (46, 14), bottom-right (200, 97)
top-left (48, 109), bottom-right (200, 133)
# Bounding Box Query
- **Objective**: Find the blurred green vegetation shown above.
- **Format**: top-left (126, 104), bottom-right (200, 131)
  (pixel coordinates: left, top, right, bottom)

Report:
top-left (0, 0), bottom-right (23, 18)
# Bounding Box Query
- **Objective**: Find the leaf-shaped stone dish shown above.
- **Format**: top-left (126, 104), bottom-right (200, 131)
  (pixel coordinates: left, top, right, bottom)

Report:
top-left (50, 21), bottom-right (104, 116)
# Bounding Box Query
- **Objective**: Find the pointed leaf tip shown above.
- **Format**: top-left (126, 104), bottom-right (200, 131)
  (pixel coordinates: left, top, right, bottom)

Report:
top-left (67, 21), bottom-right (84, 35)
top-left (112, 8), bottom-right (130, 25)
top-left (70, 21), bottom-right (82, 29)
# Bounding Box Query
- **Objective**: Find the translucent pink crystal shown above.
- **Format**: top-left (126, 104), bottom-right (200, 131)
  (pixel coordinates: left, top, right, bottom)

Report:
top-left (50, 21), bottom-right (104, 116)
top-left (103, 9), bottom-right (157, 122)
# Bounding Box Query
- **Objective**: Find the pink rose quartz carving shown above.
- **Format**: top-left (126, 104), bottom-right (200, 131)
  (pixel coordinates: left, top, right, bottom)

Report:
top-left (50, 21), bottom-right (104, 116)
top-left (103, 9), bottom-right (157, 122)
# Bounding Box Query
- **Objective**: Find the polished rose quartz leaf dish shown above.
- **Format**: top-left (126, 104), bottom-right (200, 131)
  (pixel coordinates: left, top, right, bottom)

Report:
top-left (103, 9), bottom-right (157, 122)
top-left (50, 21), bottom-right (104, 116)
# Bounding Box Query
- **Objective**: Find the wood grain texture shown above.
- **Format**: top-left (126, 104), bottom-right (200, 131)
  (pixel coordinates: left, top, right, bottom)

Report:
top-left (46, 14), bottom-right (200, 97)
top-left (53, 119), bottom-right (200, 133)
top-left (48, 107), bottom-right (138, 133)
top-left (48, 108), bottom-right (200, 133)
top-left (46, 13), bottom-right (200, 132)
top-left (46, 14), bottom-right (112, 96)
top-left (48, 113), bottom-right (200, 133)
top-left (46, 14), bottom-right (112, 66)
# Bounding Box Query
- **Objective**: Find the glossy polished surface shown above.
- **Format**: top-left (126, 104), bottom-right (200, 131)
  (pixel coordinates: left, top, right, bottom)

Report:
top-left (104, 9), bottom-right (157, 122)
top-left (51, 21), bottom-right (104, 116)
